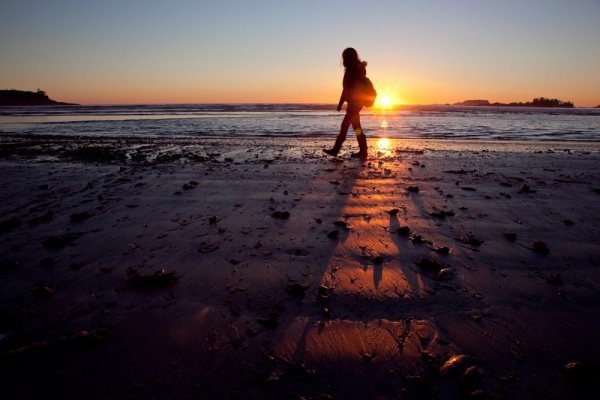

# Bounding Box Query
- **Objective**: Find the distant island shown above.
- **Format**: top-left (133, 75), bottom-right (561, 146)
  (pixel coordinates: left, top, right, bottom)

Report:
top-left (0, 89), bottom-right (77, 106)
top-left (454, 97), bottom-right (574, 108)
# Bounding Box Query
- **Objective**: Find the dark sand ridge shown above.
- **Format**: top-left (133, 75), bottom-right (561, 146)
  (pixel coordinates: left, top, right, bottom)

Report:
top-left (1, 135), bottom-right (599, 399)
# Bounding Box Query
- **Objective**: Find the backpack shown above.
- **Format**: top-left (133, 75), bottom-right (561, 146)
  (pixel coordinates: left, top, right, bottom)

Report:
top-left (357, 77), bottom-right (377, 107)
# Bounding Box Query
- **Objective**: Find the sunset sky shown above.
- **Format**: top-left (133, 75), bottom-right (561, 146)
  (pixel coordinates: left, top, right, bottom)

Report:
top-left (1, 0), bottom-right (599, 106)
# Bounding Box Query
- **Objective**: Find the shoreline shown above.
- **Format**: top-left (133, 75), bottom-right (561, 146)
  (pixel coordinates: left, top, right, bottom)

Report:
top-left (1, 135), bottom-right (600, 398)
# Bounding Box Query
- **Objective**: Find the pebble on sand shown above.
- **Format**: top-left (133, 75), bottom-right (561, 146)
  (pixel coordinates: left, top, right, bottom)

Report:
top-left (42, 233), bottom-right (79, 248)
top-left (69, 211), bottom-right (93, 222)
top-left (327, 229), bottom-right (339, 239)
top-left (532, 240), bottom-right (550, 255)
top-left (285, 282), bottom-right (309, 298)
top-left (439, 354), bottom-right (472, 376)
top-left (126, 267), bottom-right (179, 288)
top-left (503, 232), bottom-right (517, 241)
top-left (271, 211), bottom-right (290, 220)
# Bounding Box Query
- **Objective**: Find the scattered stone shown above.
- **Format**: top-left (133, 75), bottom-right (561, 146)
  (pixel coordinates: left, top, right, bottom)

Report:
top-left (397, 226), bottom-right (411, 236)
top-left (563, 360), bottom-right (595, 391)
top-left (518, 184), bottom-right (536, 194)
top-left (34, 282), bottom-right (55, 297)
top-left (317, 285), bottom-right (331, 301)
top-left (532, 240), bottom-right (549, 255)
top-left (285, 282), bottom-right (309, 298)
top-left (271, 211), bottom-right (290, 220)
top-left (545, 272), bottom-right (562, 285)
top-left (257, 312), bottom-right (280, 328)
top-left (208, 215), bottom-right (219, 224)
top-left (70, 262), bottom-right (83, 270)
top-left (199, 243), bottom-right (219, 253)
top-left (457, 235), bottom-right (483, 247)
top-left (440, 354), bottom-right (472, 376)
top-left (435, 246), bottom-right (451, 254)
top-left (563, 219), bottom-right (575, 226)
top-left (100, 265), bottom-right (116, 273)
top-left (289, 248), bottom-right (309, 256)
top-left (69, 211), bottom-right (93, 222)
top-left (461, 366), bottom-right (483, 386)
top-left (435, 268), bottom-right (454, 281)
top-left (387, 208), bottom-right (400, 216)
top-left (42, 233), bottom-right (79, 248)
top-left (411, 234), bottom-right (429, 244)
top-left (327, 229), bottom-right (339, 239)
top-left (0, 259), bottom-right (20, 272)
top-left (126, 267), bottom-right (179, 288)
top-left (503, 233), bottom-right (517, 241)
top-left (361, 353), bottom-right (375, 363)
top-left (444, 169), bottom-right (474, 174)
top-left (416, 258), bottom-right (446, 272)
top-left (406, 186), bottom-right (420, 193)
top-left (461, 187), bottom-right (476, 191)
top-left (39, 257), bottom-right (55, 268)
top-left (28, 210), bottom-right (54, 226)
top-left (333, 220), bottom-right (348, 228)
top-left (183, 181), bottom-right (199, 190)
top-left (430, 210), bottom-right (455, 219)
top-left (0, 216), bottom-right (21, 234)
top-left (38, 183), bottom-right (52, 190)
top-left (592, 188), bottom-right (600, 195)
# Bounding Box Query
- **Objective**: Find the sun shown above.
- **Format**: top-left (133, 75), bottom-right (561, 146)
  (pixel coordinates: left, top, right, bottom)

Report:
top-left (378, 95), bottom-right (392, 108)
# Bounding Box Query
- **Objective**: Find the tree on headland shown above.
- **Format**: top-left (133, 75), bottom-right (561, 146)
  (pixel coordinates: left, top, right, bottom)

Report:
top-left (456, 97), bottom-right (575, 108)
top-left (503, 97), bottom-right (574, 108)
top-left (529, 97), bottom-right (573, 108)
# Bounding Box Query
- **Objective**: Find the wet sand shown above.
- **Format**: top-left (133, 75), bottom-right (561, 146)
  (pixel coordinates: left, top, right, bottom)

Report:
top-left (1, 134), bottom-right (600, 399)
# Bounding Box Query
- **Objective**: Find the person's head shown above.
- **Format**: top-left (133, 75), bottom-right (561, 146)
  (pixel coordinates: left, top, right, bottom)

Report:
top-left (342, 47), bottom-right (361, 69)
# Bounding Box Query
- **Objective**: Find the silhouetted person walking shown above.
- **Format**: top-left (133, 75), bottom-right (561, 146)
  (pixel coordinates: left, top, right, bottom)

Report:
top-left (324, 47), bottom-right (375, 159)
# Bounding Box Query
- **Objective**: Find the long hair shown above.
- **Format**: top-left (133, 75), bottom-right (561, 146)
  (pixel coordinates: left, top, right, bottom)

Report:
top-left (342, 47), bottom-right (364, 70)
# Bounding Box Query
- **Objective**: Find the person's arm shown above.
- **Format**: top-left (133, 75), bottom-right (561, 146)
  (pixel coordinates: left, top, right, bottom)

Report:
top-left (337, 92), bottom-right (345, 111)
top-left (337, 70), bottom-right (349, 111)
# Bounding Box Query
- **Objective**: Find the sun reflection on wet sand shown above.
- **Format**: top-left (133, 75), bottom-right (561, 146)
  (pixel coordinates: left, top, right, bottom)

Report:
top-left (375, 137), bottom-right (393, 158)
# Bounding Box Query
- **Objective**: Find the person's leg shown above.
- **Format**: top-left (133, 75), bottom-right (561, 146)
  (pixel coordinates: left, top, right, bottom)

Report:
top-left (323, 107), bottom-right (357, 156)
top-left (350, 105), bottom-right (367, 158)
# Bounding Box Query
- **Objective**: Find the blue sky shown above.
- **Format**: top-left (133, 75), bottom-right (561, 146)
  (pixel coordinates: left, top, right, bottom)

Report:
top-left (1, 0), bottom-right (599, 105)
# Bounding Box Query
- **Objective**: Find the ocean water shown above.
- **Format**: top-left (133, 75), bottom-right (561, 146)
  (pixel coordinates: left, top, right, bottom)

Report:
top-left (1, 104), bottom-right (599, 141)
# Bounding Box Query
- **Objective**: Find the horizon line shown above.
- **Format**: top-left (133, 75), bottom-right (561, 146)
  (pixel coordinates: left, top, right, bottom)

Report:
top-left (16, 100), bottom-right (598, 109)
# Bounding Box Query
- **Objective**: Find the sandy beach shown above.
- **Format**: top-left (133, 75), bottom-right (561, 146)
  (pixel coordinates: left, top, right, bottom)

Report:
top-left (1, 134), bottom-right (600, 399)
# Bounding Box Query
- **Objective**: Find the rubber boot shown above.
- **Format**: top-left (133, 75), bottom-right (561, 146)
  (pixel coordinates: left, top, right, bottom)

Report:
top-left (351, 128), bottom-right (368, 159)
top-left (323, 135), bottom-right (345, 156)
